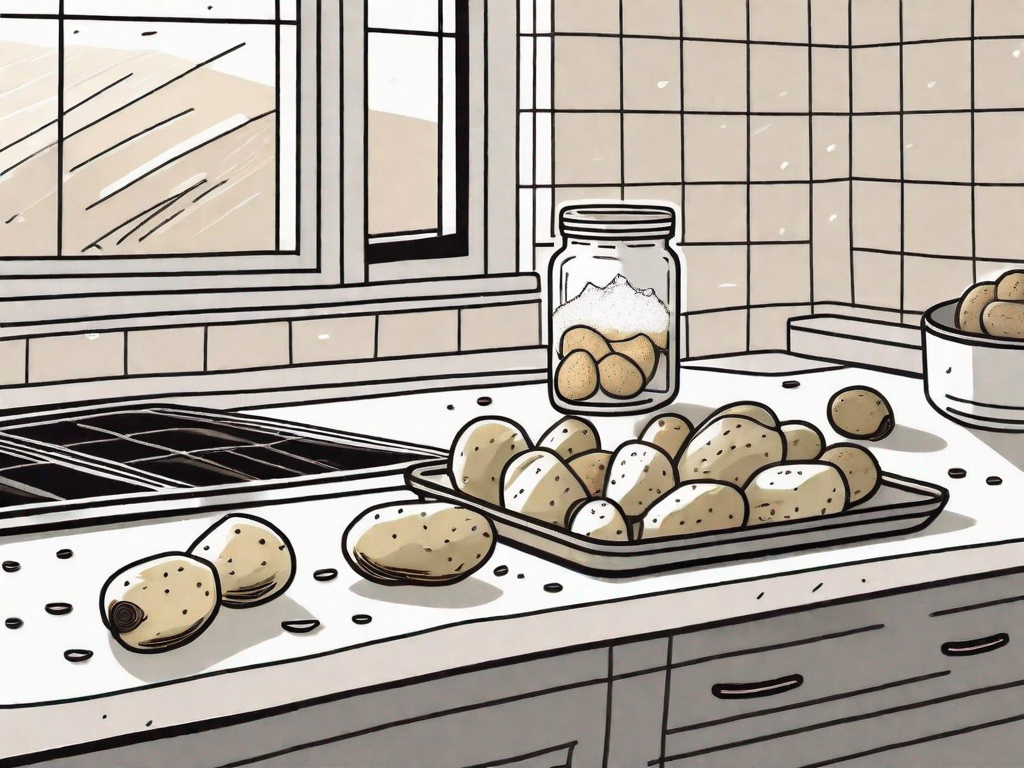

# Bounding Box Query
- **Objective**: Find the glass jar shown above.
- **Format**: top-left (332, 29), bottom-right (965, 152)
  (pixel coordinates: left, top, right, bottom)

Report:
top-left (548, 204), bottom-right (682, 416)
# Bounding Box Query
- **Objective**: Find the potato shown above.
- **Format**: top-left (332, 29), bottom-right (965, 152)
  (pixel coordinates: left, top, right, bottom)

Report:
top-left (565, 498), bottom-right (631, 541)
top-left (568, 450), bottom-right (612, 496)
top-left (745, 463), bottom-right (849, 526)
top-left (101, 554), bottom-right (220, 653)
top-left (639, 414), bottom-right (693, 461)
top-left (556, 350), bottom-right (600, 402)
top-left (560, 325), bottom-right (611, 360)
top-left (678, 415), bottom-right (786, 487)
top-left (643, 481), bottom-right (747, 539)
top-left (610, 334), bottom-right (657, 381)
top-left (996, 270), bottom-right (1024, 301)
top-left (449, 417), bottom-right (532, 505)
top-left (820, 443), bottom-right (881, 507)
top-left (779, 420), bottom-right (825, 461)
top-left (604, 440), bottom-right (677, 520)
top-left (187, 515), bottom-right (295, 608)
top-left (500, 448), bottom-right (589, 528)
top-left (539, 416), bottom-right (600, 460)
top-left (706, 401), bottom-right (778, 429)
top-left (827, 386), bottom-right (894, 441)
top-left (981, 301), bottom-right (1024, 340)
top-left (598, 353), bottom-right (646, 399)
top-left (956, 282), bottom-right (996, 333)
top-left (343, 502), bottom-right (495, 586)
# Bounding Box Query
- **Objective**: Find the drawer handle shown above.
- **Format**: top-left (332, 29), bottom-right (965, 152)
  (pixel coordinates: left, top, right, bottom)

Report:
top-left (941, 632), bottom-right (1009, 657)
top-left (711, 673), bottom-right (804, 700)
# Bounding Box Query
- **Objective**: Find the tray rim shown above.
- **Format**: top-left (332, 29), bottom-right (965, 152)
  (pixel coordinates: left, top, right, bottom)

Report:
top-left (406, 460), bottom-right (950, 558)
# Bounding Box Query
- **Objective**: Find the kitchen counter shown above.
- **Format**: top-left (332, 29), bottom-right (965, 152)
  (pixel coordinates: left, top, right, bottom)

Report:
top-left (4, 357), bottom-right (1024, 765)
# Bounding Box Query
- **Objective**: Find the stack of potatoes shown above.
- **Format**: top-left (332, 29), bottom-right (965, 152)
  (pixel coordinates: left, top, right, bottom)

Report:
top-left (956, 269), bottom-right (1024, 338)
top-left (555, 325), bottom-right (663, 402)
top-left (447, 403), bottom-right (883, 543)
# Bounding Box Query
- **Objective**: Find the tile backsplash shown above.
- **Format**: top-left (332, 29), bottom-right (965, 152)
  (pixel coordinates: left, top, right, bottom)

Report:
top-left (523, 0), bottom-right (1024, 355)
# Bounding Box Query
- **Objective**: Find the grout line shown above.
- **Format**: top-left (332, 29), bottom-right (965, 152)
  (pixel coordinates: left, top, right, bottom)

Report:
top-left (848, 0), bottom-right (855, 306)
top-left (532, 0), bottom-right (538, 271)
top-left (679, 0), bottom-right (685, 244)
top-left (807, 0), bottom-right (815, 313)
top-left (898, 0), bottom-right (906, 324)
top-left (745, 0), bottom-right (752, 351)
top-left (970, 0), bottom-right (977, 284)
top-left (619, 0), bottom-right (626, 200)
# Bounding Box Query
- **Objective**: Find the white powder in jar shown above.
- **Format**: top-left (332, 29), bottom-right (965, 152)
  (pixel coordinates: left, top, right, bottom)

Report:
top-left (552, 275), bottom-right (671, 349)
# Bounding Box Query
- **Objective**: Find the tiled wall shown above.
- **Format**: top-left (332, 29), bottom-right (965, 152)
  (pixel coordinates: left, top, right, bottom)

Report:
top-left (520, 0), bottom-right (852, 357)
top-left (849, 0), bottom-right (1024, 325)
top-left (0, 301), bottom-right (541, 388)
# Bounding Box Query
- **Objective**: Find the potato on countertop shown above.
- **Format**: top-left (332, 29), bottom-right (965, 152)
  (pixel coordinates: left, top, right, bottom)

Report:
top-left (678, 415), bottom-right (786, 487)
top-left (639, 413), bottom-right (693, 462)
top-left (539, 416), bottom-right (600, 460)
top-left (449, 417), bottom-right (532, 505)
top-left (744, 462), bottom-right (849, 526)
top-left (603, 441), bottom-right (677, 520)
top-left (827, 386), bottom-right (894, 441)
top-left (705, 401), bottom-right (779, 429)
top-left (642, 481), bottom-right (747, 539)
top-left (500, 448), bottom-right (589, 528)
top-left (343, 502), bottom-right (496, 586)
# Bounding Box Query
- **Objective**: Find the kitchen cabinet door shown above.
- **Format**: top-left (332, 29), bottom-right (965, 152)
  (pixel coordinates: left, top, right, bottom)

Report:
top-left (239, 680), bottom-right (608, 768)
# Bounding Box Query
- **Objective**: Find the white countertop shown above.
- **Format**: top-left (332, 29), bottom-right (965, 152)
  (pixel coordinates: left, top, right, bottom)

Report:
top-left (4, 358), bottom-right (1024, 760)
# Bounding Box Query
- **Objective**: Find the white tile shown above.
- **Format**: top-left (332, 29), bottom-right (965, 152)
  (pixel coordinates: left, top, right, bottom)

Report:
top-left (535, 36), bottom-right (552, 110)
top-left (535, 113), bottom-right (552, 185)
top-left (519, 37), bottom-right (535, 110)
top-left (519, 114), bottom-right (535, 185)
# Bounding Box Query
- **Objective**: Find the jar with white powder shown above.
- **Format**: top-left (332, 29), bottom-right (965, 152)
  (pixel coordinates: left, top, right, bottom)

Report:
top-left (548, 204), bottom-right (682, 415)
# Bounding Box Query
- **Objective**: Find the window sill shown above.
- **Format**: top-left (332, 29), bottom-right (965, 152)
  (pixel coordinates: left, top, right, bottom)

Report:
top-left (0, 272), bottom-right (540, 337)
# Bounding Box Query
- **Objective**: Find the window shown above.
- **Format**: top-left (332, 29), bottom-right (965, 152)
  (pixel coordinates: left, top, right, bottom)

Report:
top-left (366, 0), bottom-right (469, 265)
top-left (0, 0), bottom-right (298, 258)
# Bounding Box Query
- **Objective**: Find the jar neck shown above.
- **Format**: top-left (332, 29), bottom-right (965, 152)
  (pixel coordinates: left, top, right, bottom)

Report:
top-left (564, 237), bottom-right (671, 250)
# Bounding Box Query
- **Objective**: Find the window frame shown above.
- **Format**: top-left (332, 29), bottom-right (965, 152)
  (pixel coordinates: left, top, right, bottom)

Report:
top-left (0, 0), bottom-right (518, 316)
top-left (365, 0), bottom-right (471, 266)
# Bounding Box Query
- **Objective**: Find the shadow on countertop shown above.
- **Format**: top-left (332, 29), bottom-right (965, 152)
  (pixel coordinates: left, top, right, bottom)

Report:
top-left (110, 595), bottom-right (318, 681)
top-left (349, 577), bottom-right (502, 609)
top-left (972, 429), bottom-right (1024, 472)
top-left (880, 425), bottom-right (948, 453)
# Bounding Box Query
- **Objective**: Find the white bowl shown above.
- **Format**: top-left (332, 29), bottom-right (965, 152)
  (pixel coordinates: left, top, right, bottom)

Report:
top-left (923, 300), bottom-right (1024, 432)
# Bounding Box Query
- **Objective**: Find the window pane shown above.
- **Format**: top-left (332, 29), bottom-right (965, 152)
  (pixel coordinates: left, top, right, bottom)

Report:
top-left (63, 1), bottom-right (280, 20)
top-left (367, 32), bottom-right (439, 238)
top-left (61, 20), bottom-right (278, 255)
top-left (368, 0), bottom-right (438, 32)
top-left (0, 19), bottom-right (59, 256)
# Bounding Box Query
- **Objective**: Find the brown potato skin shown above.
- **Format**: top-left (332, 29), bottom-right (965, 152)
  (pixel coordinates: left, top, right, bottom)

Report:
top-left (827, 386), bottom-right (894, 442)
top-left (981, 301), bottom-right (1024, 340)
top-left (955, 282), bottom-right (995, 334)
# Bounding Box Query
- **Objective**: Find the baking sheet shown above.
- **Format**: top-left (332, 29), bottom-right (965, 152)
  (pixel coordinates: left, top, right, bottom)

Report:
top-left (407, 462), bottom-right (950, 577)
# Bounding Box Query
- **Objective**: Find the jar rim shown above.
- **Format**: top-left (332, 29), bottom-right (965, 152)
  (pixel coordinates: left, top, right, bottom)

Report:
top-left (559, 204), bottom-right (675, 239)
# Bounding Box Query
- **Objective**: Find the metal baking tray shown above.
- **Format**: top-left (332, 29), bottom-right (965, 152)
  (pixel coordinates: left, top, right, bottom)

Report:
top-left (407, 462), bottom-right (949, 577)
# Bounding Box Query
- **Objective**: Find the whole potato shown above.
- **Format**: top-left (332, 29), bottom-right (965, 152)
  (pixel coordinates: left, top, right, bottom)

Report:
top-left (820, 443), bottom-right (881, 507)
top-left (343, 502), bottom-right (495, 586)
top-left (609, 334), bottom-right (657, 381)
top-left (568, 449), bottom-right (613, 496)
top-left (956, 281), bottom-right (996, 333)
top-left (556, 350), bottom-right (600, 402)
top-left (678, 415), bottom-right (786, 486)
top-left (744, 462), bottom-right (849, 526)
top-left (604, 441), bottom-right (677, 520)
top-left (779, 421), bottom-right (825, 462)
top-left (560, 325), bottom-right (611, 360)
top-left (996, 270), bottom-right (1024, 301)
top-left (449, 417), bottom-right (532, 505)
top-left (500, 448), bottom-right (589, 528)
top-left (598, 353), bottom-right (646, 399)
top-left (705, 401), bottom-right (779, 429)
top-left (981, 301), bottom-right (1024, 340)
top-left (565, 498), bottom-right (631, 542)
top-left (639, 414), bottom-right (693, 461)
top-left (827, 386), bottom-right (894, 441)
top-left (643, 481), bottom-right (747, 539)
top-left (539, 416), bottom-right (600, 460)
